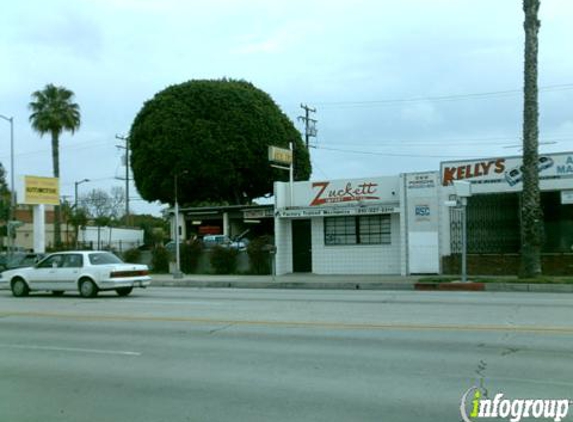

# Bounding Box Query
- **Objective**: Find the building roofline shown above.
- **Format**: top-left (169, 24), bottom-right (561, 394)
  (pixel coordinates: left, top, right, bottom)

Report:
top-left (168, 203), bottom-right (273, 214)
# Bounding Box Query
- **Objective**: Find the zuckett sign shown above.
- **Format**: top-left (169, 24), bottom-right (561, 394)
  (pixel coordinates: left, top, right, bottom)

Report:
top-left (311, 181), bottom-right (379, 206)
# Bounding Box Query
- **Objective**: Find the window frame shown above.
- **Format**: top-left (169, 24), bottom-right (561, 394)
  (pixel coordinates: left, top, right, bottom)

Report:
top-left (324, 214), bottom-right (392, 246)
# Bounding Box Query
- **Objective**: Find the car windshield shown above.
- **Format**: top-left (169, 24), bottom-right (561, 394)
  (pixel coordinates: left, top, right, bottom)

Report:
top-left (88, 252), bottom-right (123, 265)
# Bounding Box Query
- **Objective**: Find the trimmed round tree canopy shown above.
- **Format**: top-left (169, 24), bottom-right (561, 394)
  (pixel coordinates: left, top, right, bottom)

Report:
top-left (129, 79), bottom-right (311, 205)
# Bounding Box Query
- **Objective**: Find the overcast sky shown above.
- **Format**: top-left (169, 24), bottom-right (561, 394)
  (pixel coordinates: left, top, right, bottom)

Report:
top-left (1, 0), bottom-right (572, 216)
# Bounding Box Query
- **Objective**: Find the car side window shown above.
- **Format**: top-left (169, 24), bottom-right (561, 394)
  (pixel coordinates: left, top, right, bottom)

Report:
top-left (62, 254), bottom-right (83, 268)
top-left (37, 255), bottom-right (63, 269)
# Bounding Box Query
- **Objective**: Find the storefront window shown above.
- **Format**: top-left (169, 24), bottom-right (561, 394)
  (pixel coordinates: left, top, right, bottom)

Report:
top-left (324, 215), bottom-right (391, 245)
top-left (324, 216), bottom-right (357, 245)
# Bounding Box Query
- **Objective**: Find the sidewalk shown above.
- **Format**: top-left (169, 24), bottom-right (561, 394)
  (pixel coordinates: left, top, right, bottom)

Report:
top-left (150, 273), bottom-right (417, 290)
top-left (149, 273), bottom-right (573, 293)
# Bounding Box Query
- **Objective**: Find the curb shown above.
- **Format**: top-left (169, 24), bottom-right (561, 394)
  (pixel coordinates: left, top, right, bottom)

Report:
top-left (151, 280), bottom-right (414, 291)
top-left (149, 280), bottom-right (573, 293)
top-left (414, 282), bottom-right (485, 291)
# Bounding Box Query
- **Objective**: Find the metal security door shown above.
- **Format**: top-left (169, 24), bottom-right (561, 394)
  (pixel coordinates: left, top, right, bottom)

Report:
top-left (292, 219), bottom-right (312, 273)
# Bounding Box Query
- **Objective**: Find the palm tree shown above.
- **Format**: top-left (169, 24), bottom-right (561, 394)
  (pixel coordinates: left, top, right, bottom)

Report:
top-left (520, 0), bottom-right (543, 278)
top-left (29, 84), bottom-right (81, 248)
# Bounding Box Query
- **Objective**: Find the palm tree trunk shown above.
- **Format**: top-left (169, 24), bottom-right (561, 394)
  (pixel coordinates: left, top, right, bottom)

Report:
top-left (51, 131), bottom-right (62, 248)
top-left (520, 0), bottom-right (543, 278)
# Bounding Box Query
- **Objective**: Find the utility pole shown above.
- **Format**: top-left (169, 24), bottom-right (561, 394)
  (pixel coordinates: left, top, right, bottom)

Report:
top-left (0, 115), bottom-right (14, 257)
top-left (298, 104), bottom-right (317, 149)
top-left (115, 134), bottom-right (130, 226)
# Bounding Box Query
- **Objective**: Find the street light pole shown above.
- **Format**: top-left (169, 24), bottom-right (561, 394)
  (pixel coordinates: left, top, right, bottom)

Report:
top-left (460, 197), bottom-right (468, 283)
top-left (74, 179), bottom-right (90, 208)
top-left (73, 179), bottom-right (89, 248)
top-left (0, 114), bottom-right (14, 257)
top-left (453, 181), bottom-right (472, 283)
top-left (173, 173), bottom-right (183, 279)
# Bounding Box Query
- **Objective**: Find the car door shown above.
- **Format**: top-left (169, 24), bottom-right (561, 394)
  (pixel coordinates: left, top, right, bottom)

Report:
top-left (59, 254), bottom-right (83, 290)
top-left (27, 254), bottom-right (64, 291)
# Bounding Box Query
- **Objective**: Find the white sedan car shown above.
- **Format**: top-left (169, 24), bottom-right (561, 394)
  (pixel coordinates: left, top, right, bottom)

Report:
top-left (0, 251), bottom-right (150, 298)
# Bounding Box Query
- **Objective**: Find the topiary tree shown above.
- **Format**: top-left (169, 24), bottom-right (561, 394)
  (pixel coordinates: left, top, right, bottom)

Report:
top-left (129, 78), bottom-right (311, 206)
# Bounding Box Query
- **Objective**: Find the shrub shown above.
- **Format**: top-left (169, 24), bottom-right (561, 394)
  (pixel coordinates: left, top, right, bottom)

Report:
top-left (247, 235), bottom-right (274, 275)
top-left (181, 240), bottom-right (203, 274)
top-left (209, 246), bottom-right (238, 274)
top-left (151, 246), bottom-right (170, 273)
top-left (123, 247), bottom-right (141, 263)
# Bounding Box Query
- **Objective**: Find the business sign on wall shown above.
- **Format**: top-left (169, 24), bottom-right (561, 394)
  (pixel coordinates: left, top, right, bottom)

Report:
top-left (407, 173), bottom-right (436, 190)
top-left (243, 208), bottom-right (274, 219)
top-left (19, 176), bottom-right (60, 205)
top-left (310, 180), bottom-right (380, 206)
top-left (440, 152), bottom-right (573, 188)
top-left (278, 204), bottom-right (399, 218)
top-left (404, 172), bottom-right (439, 227)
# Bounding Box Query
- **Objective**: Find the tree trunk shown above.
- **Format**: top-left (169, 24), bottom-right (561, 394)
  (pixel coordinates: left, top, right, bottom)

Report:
top-left (51, 131), bottom-right (62, 248)
top-left (520, 0), bottom-right (543, 278)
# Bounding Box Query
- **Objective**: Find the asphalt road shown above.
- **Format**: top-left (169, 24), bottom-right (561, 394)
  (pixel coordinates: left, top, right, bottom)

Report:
top-left (1, 288), bottom-right (573, 422)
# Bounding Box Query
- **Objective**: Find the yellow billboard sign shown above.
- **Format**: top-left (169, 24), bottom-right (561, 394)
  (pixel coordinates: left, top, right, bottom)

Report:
top-left (23, 176), bottom-right (60, 205)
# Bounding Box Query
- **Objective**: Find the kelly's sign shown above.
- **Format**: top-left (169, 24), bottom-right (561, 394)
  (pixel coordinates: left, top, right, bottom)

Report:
top-left (311, 181), bottom-right (380, 206)
top-left (441, 159), bottom-right (506, 186)
top-left (440, 152), bottom-right (573, 190)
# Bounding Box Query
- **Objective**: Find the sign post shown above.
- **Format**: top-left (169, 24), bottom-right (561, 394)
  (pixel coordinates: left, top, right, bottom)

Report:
top-left (453, 181), bottom-right (472, 283)
top-left (269, 145), bottom-right (294, 205)
top-left (17, 175), bottom-right (60, 253)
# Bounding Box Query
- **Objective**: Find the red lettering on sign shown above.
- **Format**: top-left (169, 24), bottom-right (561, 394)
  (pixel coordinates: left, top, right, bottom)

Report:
top-left (311, 181), bottom-right (380, 206)
top-left (311, 182), bottom-right (329, 206)
top-left (441, 159), bottom-right (507, 185)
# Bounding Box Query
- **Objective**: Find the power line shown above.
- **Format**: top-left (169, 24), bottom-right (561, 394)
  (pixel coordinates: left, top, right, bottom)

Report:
top-left (60, 176), bottom-right (117, 188)
top-left (309, 145), bottom-right (478, 159)
top-left (319, 135), bottom-right (573, 148)
top-left (0, 139), bottom-right (114, 161)
top-left (310, 158), bottom-right (329, 179)
top-left (314, 83), bottom-right (573, 109)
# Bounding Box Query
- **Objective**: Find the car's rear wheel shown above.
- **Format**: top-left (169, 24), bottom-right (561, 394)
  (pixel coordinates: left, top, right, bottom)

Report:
top-left (115, 287), bottom-right (133, 297)
top-left (11, 277), bottom-right (29, 297)
top-left (79, 279), bottom-right (98, 298)
top-left (52, 291), bottom-right (65, 297)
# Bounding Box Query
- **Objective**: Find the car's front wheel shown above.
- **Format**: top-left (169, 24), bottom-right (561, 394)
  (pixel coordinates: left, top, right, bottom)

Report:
top-left (79, 278), bottom-right (98, 298)
top-left (115, 287), bottom-right (133, 297)
top-left (11, 277), bottom-right (29, 297)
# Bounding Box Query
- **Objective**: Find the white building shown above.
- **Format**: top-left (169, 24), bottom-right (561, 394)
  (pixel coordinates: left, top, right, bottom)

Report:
top-left (78, 226), bottom-right (144, 251)
top-left (274, 151), bottom-right (573, 276)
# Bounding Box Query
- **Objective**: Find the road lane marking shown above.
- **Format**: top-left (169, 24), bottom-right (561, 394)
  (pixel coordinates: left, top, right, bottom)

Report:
top-left (2, 310), bottom-right (573, 335)
top-left (0, 343), bottom-right (141, 356)
top-left (121, 300), bottom-right (223, 306)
